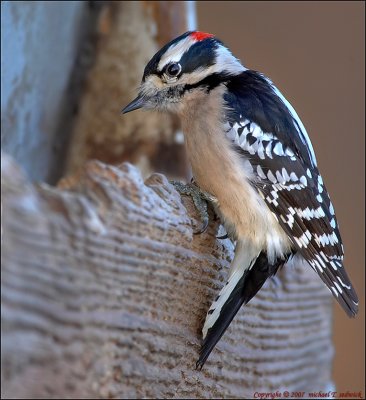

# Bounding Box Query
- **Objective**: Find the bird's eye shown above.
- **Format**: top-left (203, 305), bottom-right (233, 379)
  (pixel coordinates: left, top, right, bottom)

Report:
top-left (166, 63), bottom-right (181, 78)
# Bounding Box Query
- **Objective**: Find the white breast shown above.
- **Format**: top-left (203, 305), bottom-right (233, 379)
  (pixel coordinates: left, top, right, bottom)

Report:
top-left (179, 86), bottom-right (292, 262)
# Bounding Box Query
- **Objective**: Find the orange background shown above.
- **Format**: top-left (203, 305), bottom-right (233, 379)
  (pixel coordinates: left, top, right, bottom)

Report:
top-left (197, 1), bottom-right (365, 393)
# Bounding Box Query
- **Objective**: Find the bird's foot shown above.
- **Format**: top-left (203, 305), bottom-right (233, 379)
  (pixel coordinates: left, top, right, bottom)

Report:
top-left (170, 180), bottom-right (215, 234)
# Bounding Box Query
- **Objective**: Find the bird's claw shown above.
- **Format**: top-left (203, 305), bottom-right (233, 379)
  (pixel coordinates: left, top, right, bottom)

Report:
top-left (170, 180), bottom-right (214, 235)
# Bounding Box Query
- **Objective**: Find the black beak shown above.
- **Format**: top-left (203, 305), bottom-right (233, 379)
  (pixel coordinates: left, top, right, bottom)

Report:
top-left (121, 94), bottom-right (146, 114)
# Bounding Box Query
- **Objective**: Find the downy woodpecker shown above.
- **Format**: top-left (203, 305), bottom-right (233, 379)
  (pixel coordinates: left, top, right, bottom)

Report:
top-left (122, 31), bottom-right (358, 369)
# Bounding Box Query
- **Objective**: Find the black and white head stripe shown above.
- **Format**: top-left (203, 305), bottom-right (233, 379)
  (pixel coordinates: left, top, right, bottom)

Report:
top-left (142, 31), bottom-right (245, 83)
top-left (224, 70), bottom-right (358, 316)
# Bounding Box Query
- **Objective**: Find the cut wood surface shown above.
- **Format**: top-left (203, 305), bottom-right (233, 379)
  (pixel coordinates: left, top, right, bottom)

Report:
top-left (1, 153), bottom-right (334, 398)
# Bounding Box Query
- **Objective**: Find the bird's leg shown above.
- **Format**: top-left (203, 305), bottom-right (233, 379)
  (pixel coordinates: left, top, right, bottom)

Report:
top-left (170, 180), bottom-right (216, 234)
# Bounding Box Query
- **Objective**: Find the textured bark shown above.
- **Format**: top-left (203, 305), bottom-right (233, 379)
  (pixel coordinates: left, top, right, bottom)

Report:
top-left (65, 1), bottom-right (190, 180)
top-left (1, 153), bottom-right (334, 399)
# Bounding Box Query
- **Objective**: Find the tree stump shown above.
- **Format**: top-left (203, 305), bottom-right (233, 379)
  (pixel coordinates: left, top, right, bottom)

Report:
top-left (1, 153), bottom-right (334, 398)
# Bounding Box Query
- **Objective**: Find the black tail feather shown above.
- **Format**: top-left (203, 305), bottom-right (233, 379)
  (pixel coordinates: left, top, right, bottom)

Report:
top-left (196, 252), bottom-right (287, 369)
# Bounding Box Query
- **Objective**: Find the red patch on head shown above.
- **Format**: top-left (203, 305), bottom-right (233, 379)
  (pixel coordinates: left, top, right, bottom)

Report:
top-left (190, 31), bottom-right (214, 42)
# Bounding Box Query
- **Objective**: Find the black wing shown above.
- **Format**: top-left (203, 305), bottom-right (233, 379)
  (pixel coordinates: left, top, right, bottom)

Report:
top-left (223, 70), bottom-right (358, 316)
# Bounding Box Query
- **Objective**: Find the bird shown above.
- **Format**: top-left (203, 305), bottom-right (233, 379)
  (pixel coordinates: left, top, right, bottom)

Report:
top-left (122, 31), bottom-right (359, 369)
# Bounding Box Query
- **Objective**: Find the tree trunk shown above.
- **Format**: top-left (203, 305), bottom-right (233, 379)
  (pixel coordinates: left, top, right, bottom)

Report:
top-left (1, 153), bottom-right (334, 398)
top-left (65, 1), bottom-right (191, 180)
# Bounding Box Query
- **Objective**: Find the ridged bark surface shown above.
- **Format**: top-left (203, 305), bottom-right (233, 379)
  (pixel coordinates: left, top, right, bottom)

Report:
top-left (1, 154), bottom-right (334, 398)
